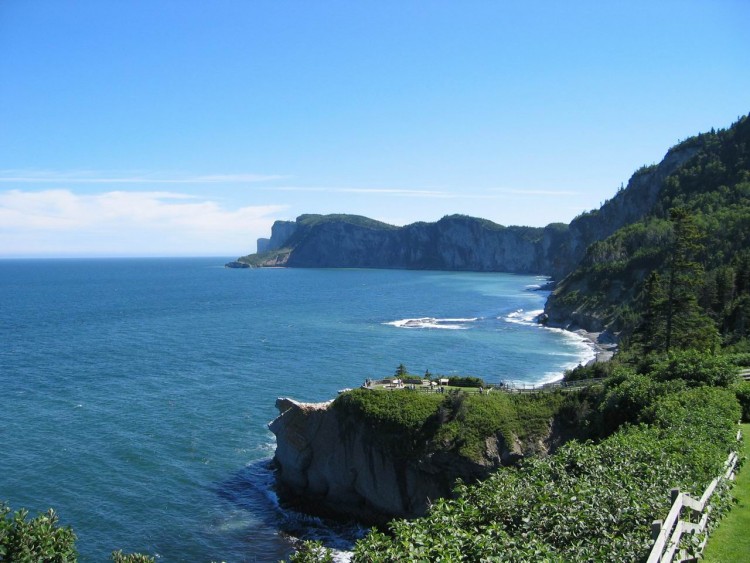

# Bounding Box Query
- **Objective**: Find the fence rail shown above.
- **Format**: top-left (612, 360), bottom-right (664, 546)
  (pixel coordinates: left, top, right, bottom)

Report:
top-left (647, 428), bottom-right (742, 563)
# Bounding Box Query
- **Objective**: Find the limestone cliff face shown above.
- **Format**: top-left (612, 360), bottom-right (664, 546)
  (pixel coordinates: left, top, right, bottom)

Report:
top-left (269, 397), bottom-right (559, 524)
top-left (257, 220), bottom-right (298, 254)
top-left (246, 215), bottom-right (554, 274)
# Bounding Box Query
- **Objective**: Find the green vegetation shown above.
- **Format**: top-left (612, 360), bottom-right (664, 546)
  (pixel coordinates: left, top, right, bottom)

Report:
top-left (446, 375), bottom-right (485, 388)
top-left (332, 387), bottom-right (584, 462)
top-left (295, 213), bottom-right (398, 231)
top-left (0, 502), bottom-right (154, 563)
top-left (702, 423), bottom-right (750, 562)
top-left (551, 114), bottom-right (750, 350)
top-left (349, 385), bottom-right (739, 562)
top-left (0, 504), bottom-right (76, 562)
top-left (290, 347), bottom-right (746, 561)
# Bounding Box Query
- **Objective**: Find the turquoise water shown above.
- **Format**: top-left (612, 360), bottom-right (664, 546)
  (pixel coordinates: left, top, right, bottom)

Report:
top-left (0, 258), bottom-right (592, 561)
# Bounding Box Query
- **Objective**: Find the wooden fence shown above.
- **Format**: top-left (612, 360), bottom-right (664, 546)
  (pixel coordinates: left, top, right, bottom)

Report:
top-left (646, 428), bottom-right (742, 563)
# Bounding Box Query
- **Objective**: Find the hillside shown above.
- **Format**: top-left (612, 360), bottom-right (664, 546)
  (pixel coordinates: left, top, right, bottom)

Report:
top-left (545, 114), bottom-right (750, 348)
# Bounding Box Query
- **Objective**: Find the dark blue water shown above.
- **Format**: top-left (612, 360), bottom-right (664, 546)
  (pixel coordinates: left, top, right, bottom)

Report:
top-left (0, 258), bottom-right (592, 561)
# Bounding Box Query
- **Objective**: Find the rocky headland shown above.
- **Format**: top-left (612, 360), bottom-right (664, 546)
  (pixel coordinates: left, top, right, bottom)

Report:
top-left (269, 394), bottom-right (577, 524)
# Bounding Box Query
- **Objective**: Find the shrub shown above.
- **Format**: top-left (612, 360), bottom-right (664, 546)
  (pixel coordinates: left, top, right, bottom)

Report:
top-left (349, 387), bottom-right (740, 562)
top-left (734, 380), bottom-right (750, 422)
top-left (447, 375), bottom-right (485, 388)
top-left (0, 503), bottom-right (77, 562)
top-left (651, 350), bottom-right (738, 387)
top-left (111, 551), bottom-right (156, 562)
top-left (563, 361), bottom-right (614, 382)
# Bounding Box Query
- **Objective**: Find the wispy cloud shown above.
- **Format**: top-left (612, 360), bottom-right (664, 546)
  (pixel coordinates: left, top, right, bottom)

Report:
top-left (269, 186), bottom-right (456, 198)
top-left (265, 185), bottom-right (582, 199)
top-left (488, 188), bottom-right (581, 197)
top-left (0, 189), bottom-right (286, 257)
top-left (0, 170), bottom-right (286, 184)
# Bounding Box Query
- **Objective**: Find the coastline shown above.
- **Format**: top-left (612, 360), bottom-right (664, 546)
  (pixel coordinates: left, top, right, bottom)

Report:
top-left (573, 328), bottom-right (618, 364)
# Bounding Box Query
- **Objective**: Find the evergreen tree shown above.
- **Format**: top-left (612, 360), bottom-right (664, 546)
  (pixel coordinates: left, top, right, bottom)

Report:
top-left (636, 271), bottom-right (666, 353)
top-left (663, 208), bottom-right (718, 351)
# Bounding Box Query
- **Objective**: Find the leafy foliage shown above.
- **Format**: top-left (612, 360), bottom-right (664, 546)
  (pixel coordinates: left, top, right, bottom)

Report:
top-left (350, 386), bottom-right (740, 562)
top-left (0, 503), bottom-right (77, 562)
top-left (110, 550), bottom-right (155, 562)
top-left (446, 375), bottom-right (485, 388)
top-left (287, 541), bottom-right (333, 562)
top-left (333, 388), bottom-right (583, 463)
top-left (649, 349), bottom-right (738, 387)
top-left (735, 380), bottom-right (750, 422)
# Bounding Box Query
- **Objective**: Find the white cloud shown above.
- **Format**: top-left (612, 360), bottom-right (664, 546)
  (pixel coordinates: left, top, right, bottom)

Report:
top-left (0, 189), bottom-right (286, 257)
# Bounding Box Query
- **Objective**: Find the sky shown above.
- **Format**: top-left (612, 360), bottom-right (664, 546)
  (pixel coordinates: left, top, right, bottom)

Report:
top-left (1, 1), bottom-right (748, 258)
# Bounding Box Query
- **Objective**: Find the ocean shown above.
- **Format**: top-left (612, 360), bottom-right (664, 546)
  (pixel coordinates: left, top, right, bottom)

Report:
top-left (0, 258), bottom-right (593, 561)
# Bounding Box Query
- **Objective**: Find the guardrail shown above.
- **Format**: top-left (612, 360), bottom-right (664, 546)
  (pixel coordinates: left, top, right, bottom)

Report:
top-left (647, 428), bottom-right (742, 563)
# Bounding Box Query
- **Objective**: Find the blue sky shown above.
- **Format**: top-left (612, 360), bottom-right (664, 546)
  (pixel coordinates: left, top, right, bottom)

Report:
top-left (1, 1), bottom-right (748, 257)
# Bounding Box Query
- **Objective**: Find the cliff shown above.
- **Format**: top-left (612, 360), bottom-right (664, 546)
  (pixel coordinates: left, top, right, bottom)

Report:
top-left (234, 145), bottom-right (695, 279)
top-left (269, 391), bottom-right (577, 524)
top-left (241, 214), bottom-right (557, 274)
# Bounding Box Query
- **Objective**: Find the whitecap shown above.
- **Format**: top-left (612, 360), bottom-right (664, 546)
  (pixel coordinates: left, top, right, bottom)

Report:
top-left (383, 317), bottom-right (478, 330)
top-left (502, 309), bottom-right (544, 326)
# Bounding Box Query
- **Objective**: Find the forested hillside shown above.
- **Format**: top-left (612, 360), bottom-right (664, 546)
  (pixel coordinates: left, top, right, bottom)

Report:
top-left (546, 114), bottom-right (750, 352)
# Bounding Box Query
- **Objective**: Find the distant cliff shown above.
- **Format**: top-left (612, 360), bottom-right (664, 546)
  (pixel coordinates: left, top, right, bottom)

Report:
top-left (232, 146), bottom-right (695, 280)
top-left (239, 214), bottom-right (567, 274)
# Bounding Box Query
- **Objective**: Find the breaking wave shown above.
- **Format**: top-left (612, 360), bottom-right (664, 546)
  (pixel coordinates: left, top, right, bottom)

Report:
top-left (384, 317), bottom-right (478, 330)
top-left (503, 309), bottom-right (544, 325)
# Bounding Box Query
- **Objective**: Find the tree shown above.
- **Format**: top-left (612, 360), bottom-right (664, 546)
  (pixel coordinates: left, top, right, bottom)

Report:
top-left (636, 271), bottom-right (667, 353)
top-left (663, 208), bottom-right (718, 352)
top-left (395, 363), bottom-right (408, 378)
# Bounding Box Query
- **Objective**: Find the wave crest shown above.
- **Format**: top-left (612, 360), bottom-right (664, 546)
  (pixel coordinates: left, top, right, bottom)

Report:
top-left (384, 317), bottom-right (478, 330)
top-left (503, 309), bottom-right (544, 325)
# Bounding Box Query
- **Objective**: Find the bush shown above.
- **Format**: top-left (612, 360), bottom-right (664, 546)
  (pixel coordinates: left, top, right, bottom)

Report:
top-left (563, 361), bottom-right (614, 382)
top-left (447, 375), bottom-right (485, 388)
top-left (0, 503), bottom-right (77, 562)
top-left (735, 380), bottom-right (750, 422)
top-left (597, 371), bottom-right (686, 435)
top-left (728, 352), bottom-right (750, 367)
top-left (111, 551), bottom-right (156, 562)
top-left (651, 350), bottom-right (738, 387)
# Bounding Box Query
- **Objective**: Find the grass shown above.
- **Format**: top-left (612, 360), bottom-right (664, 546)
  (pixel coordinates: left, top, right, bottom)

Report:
top-left (702, 423), bottom-right (750, 562)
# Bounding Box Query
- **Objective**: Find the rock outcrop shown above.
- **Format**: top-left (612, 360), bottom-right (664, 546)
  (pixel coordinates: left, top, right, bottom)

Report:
top-left (269, 397), bottom-right (564, 524)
